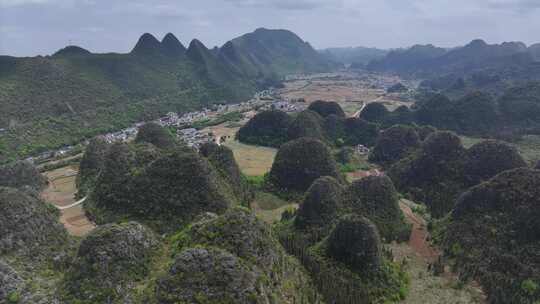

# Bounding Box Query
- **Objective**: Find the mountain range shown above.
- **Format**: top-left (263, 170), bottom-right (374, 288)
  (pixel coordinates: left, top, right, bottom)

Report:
top-left (0, 28), bottom-right (335, 163)
top-left (367, 39), bottom-right (540, 97)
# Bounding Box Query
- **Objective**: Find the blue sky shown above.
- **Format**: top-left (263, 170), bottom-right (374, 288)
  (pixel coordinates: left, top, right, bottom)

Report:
top-left (1, 0), bottom-right (539, 56)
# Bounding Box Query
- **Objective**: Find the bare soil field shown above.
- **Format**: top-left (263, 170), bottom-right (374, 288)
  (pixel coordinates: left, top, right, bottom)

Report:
top-left (42, 165), bottom-right (95, 237)
top-left (223, 140), bottom-right (277, 176)
top-left (279, 77), bottom-right (411, 113)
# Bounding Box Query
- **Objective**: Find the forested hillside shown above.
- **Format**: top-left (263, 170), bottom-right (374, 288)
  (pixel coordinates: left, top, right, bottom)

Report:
top-left (0, 28), bottom-right (335, 163)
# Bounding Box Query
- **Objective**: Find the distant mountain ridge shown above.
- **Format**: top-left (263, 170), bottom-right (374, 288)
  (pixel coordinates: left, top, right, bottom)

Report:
top-left (319, 46), bottom-right (389, 67)
top-left (368, 39), bottom-right (539, 76)
top-left (0, 28), bottom-right (335, 163)
top-left (368, 39), bottom-right (540, 97)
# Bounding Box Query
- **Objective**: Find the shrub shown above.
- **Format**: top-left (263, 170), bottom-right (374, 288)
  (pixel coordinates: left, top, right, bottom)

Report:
top-left (0, 161), bottom-right (47, 192)
top-left (308, 100), bottom-right (345, 118)
top-left (388, 131), bottom-right (467, 217)
top-left (359, 103), bottom-right (389, 123)
top-left (286, 110), bottom-right (327, 142)
top-left (342, 176), bottom-right (410, 242)
top-left (464, 140), bottom-right (527, 185)
top-left (62, 222), bottom-right (159, 303)
top-left (76, 136), bottom-right (110, 196)
top-left (0, 187), bottom-right (67, 257)
top-left (326, 214), bottom-right (382, 272)
top-left (237, 110), bottom-right (292, 147)
top-left (369, 125), bottom-right (421, 166)
top-left (295, 176), bottom-right (344, 235)
top-left (135, 122), bottom-right (176, 149)
top-left (343, 118), bottom-right (379, 147)
top-left (269, 137), bottom-right (341, 192)
top-left (446, 168), bottom-right (540, 303)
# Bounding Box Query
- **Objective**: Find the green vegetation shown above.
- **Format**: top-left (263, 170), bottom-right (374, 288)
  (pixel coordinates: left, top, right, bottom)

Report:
top-left (388, 131), bottom-right (529, 217)
top-left (287, 110), bottom-right (328, 142)
top-left (269, 137), bottom-right (342, 193)
top-left (135, 122), bottom-right (177, 149)
top-left (161, 207), bottom-right (321, 303)
top-left (341, 176), bottom-right (411, 242)
top-left (0, 187), bottom-right (68, 257)
top-left (0, 160), bottom-right (48, 191)
top-left (443, 168), bottom-right (540, 303)
top-left (191, 111), bottom-right (244, 130)
top-left (362, 83), bottom-right (540, 140)
top-left (61, 222), bottom-right (160, 304)
top-left (369, 125), bottom-right (421, 166)
top-left (238, 102), bottom-right (381, 149)
top-left (237, 110), bottom-right (292, 147)
top-left (76, 136), bottom-right (110, 196)
top-left (0, 28), bottom-right (334, 164)
top-left (307, 100), bottom-right (346, 118)
top-left (85, 142), bottom-right (239, 232)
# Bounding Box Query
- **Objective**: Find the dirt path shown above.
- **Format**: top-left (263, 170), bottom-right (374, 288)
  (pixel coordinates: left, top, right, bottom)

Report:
top-left (393, 200), bottom-right (486, 303)
top-left (42, 166), bottom-right (95, 237)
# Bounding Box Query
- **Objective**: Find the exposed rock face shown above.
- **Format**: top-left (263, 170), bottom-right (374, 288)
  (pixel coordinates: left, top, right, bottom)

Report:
top-left (0, 187), bottom-right (67, 257)
top-left (269, 137), bottom-right (341, 192)
top-left (464, 140), bottom-right (527, 185)
top-left (369, 125), bottom-right (421, 166)
top-left (342, 176), bottom-right (410, 241)
top-left (0, 260), bottom-right (23, 302)
top-left (135, 122), bottom-right (176, 149)
top-left (0, 161), bottom-right (47, 192)
top-left (446, 168), bottom-right (540, 303)
top-left (308, 100), bottom-right (345, 118)
top-left (295, 176), bottom-right (344, 234)
top-left (63, 222), bottom-right (159, 303)
top-left (76, 136), bottom-right (110, 196)
top-left (326, 214), bottom-right (382, 273)
top-left (237, 110), bottom-right (292, 147)
top-left (155, 247), bottom-right (260, 304)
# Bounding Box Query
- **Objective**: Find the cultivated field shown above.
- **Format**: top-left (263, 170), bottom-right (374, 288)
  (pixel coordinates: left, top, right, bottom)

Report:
top-left (42, 165), bottom-right (95, 237)
top-left (279, 75), bottom-right (412, 113)
top-left (223, 140), bottom-right (277, 177)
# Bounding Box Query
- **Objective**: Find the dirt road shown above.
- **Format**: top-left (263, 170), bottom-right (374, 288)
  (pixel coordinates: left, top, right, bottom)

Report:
top-left (394, 200), bottom-right (486, 303)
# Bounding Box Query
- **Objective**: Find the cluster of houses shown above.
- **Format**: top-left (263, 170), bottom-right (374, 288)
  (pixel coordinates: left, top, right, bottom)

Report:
top-left (264, 100), bottom-right (307, 113)
top-left (103, 127), bottom-right (138, 144)
top-left (176, 128), bottom-right (215, 149)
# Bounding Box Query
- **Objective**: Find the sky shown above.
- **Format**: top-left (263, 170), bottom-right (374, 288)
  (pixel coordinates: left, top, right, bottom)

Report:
top-left (1, 0), bottom-right (540, 56)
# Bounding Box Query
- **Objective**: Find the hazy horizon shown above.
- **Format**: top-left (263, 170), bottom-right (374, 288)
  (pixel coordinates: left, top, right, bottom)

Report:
top-left (1, 0), bottom-right (540, 56)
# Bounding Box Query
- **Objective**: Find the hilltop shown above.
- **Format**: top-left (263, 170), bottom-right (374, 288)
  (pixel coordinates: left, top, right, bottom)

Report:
top-left (0, 28), bottom-right (334, 164)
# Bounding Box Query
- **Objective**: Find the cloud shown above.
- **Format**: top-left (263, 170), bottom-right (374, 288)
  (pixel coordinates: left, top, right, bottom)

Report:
top-left (487, 0), bottom-right (540, 12)
top-left (224, 0), bottom-right (332, 10)
top-left (0, 0), bottom-right (50, 7)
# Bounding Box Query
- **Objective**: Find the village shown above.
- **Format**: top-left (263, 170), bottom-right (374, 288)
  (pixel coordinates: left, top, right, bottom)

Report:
top-left (26, 71), bottom-right (414, 164)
